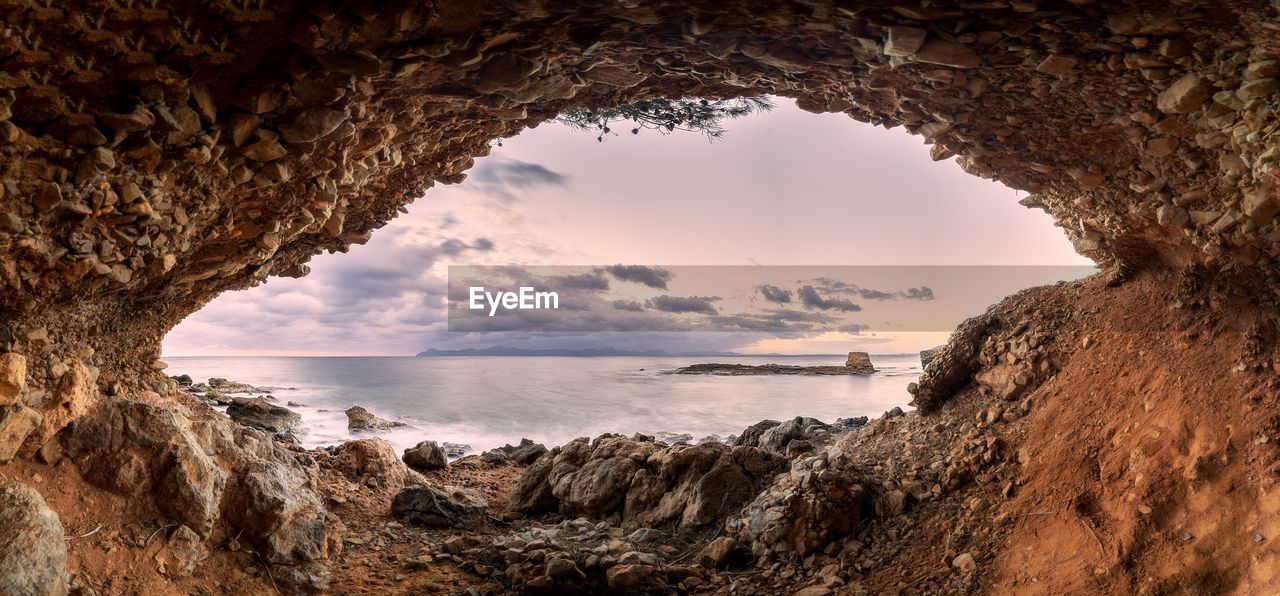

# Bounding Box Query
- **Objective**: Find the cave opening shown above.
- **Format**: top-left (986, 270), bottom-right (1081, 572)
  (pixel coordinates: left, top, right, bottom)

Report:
top-left (1, 2), bottom-right (1278, 593)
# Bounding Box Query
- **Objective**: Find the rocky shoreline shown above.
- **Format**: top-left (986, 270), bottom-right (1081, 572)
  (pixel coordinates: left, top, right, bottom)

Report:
top-left (674, 351), bottom-right (878, 376)
top-left (158, 371), bottom-right (888, 592)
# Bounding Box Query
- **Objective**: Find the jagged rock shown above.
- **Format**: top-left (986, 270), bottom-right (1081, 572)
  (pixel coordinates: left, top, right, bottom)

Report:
top-left (227, 461), bottom-right (344, 564)
top-left (226, 397), bottom-right (300, 434)
top-left (0, 352), bottom-right (25, 406)
top-left (0, 482), bottom-right (67, 595)
top-left (402, 440), bottom-right (447, 471)
top-left (512, 434), bottom-right (786, 529)
top-left (330, 438), bottom-right (420, 489)
top-left (757, 416), bottom-right (829, 454)
top-left (22, 360), bottom-right (98, 456)
top-left (727, 454), bottom-right (872, 558)
top-left (391, 484), bottom-right (488, 528)
top-left (0, 405), bottom-right (40, 463)
top-left (734, 420), bottom-right (781, 448)
top-left (345, 406), bottom-right (405, 432)
top-left (482, 438), bottom-right (548, 464)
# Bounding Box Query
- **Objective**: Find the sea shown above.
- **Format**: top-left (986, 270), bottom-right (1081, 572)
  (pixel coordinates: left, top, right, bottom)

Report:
top-left (166, 354), bottom-right (921, 456)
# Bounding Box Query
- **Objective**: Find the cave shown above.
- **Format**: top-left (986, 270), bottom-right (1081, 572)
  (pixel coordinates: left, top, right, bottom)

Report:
top-left (2, 1), bottom-right (1279, 593)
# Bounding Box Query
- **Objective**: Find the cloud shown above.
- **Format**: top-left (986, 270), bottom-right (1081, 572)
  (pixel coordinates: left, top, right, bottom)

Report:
top-left (551, 270), bottom-right (610, 291)
top-left (903, 286), bottom-right (935, 300)
top-left (757, 284), bottom-right (793, 304)
top-left (612, 300), bottom-right (645, 312)
top-left (606, 264), bottom-right (673, 289)
top-left (810, 277), bottom-right (937, 301)
top-left (797, 285), bottom-right (862, 312)
top-left (647, 295), bottom-right (720, 315)
top-left (467, 158), bottom-right (569, 201)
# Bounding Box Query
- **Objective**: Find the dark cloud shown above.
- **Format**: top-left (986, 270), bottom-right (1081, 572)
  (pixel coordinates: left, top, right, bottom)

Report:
top-left (797, 285), bottom-right (862, 312)
top-left (472, 238), bottom-right (495, 251)
top-left (810, 277), bottom-right (936, 301)
top-left (903, 286), bottom-right (935, 301)
top-left (647, 295), bottom-right (720, 315)
top-left (467, 158), bottom-right (569, 201)
top-left (837, 323), bottom-right (871, 334)
top-left (612, 300), bottom-right (645, 312)
top-left (551, 271), bottom-right (610, 291)
top-left (757, 284), bottom-right (793, 304)
top-left (606, 265), bottom-right (673, 289)
top-left (856, 288), bottom-right (894, 300)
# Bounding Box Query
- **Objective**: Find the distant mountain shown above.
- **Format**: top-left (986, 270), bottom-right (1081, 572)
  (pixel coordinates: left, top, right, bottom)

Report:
top-left (417, 346), bottom-right (767, 358)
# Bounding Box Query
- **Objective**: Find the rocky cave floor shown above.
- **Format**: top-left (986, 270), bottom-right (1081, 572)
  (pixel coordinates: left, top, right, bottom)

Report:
top-left (5, 269), bottom-right (1280, 595)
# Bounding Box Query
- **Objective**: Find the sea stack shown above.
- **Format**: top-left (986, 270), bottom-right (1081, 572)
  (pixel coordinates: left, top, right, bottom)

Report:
top-left (845, 352), bottom-right (875, 374)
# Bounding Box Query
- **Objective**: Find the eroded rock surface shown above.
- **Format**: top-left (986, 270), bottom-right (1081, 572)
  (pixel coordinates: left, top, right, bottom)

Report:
top-left (513, 433), bottom-right (786, 529)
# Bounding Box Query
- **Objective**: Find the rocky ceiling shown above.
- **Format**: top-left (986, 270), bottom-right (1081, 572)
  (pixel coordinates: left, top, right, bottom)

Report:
top-left (0, 0), bottom-right (1277, 392)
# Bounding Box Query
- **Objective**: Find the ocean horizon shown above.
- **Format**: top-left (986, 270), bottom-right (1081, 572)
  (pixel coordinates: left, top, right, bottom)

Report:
top-left (166, 353), bottom-right (921, 456)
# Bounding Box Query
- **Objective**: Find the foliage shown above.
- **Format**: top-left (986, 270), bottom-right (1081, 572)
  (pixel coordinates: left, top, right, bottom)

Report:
top-left (555, 97), bottom-right (774, 141)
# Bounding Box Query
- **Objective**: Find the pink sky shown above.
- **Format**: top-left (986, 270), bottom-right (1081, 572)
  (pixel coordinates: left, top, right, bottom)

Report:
top-left (163, 99), bottom-right (1090, 357)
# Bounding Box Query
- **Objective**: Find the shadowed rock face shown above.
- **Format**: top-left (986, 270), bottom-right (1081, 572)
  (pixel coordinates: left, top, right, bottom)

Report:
top-left (0, 2), bottom-right (1278, 409)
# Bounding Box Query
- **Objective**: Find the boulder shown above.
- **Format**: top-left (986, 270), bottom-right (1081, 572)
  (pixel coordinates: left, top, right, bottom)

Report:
top-left (482, 438), bottom-right (548, 465)
top-left (0, 482), bottom-right (67, 595)
top-left (227, 461), bottom-right (344, 564)
top-left (226, 397), bottom-right (300, 434)
top-left (757, 416), bottom-right (829, 454)
top-left (344, 405), bottom-right (405, 432)
top-left (331, 438), bottom-right (420, 489)
top-left (844, 351), bottom-right (875, 373)
top-left (733, 420), bottom-right (781, 448)
top-left (403, 440), bottom-right (447, 471)
top-left (512, 434), bottom-right (786, 529)
top-left (0, 352), bottom-right (26, 406)
top-left (391, 484), bottom-right (488, 528)
top-left (727, 454), bottom-right (872, 558)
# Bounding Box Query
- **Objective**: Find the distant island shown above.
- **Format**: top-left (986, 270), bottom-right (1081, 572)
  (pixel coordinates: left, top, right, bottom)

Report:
top-left (674, 351), bottom-right (877, 376)
top-left (416, 346), bottom-right (844, 358)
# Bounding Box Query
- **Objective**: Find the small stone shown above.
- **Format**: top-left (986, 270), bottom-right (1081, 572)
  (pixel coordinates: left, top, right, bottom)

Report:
top-left (605, 564), bottom-right (654, 591)
top-left (280, 107), bottom-right (348, 144)
top-left (1036, 54), bottom-right (1080, 76)
top-left (883, 26), bottom-right (926, 57)
top-left (242, 133), bottom-right (287, 161)
top-left (952, 552), bottom-right (977, 575)
top-left (912, 40), bottom-right (980, 68)
top-left (698, 536), bottom-right (745, 568)
top-left (1237, 78), bottom-right (1280, 101)
top-left (1157, 73), bottom-right (1214, 114)
top-left (545, 556), bottom-right (580, 579)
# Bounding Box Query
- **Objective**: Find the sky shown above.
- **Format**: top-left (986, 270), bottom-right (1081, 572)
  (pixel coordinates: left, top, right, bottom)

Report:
top-left (162, 98), bottom-right (1092, 357)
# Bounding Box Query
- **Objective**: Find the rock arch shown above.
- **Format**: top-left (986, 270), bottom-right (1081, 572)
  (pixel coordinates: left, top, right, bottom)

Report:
top-left (2, 2), bottom-right (1280, 592)
top-left (2, 1), bottom-right (1277, 392)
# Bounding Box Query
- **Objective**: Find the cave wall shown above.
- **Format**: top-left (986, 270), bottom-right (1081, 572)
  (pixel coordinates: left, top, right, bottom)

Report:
top-left (0, 0), bottom-right (1278, 412)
